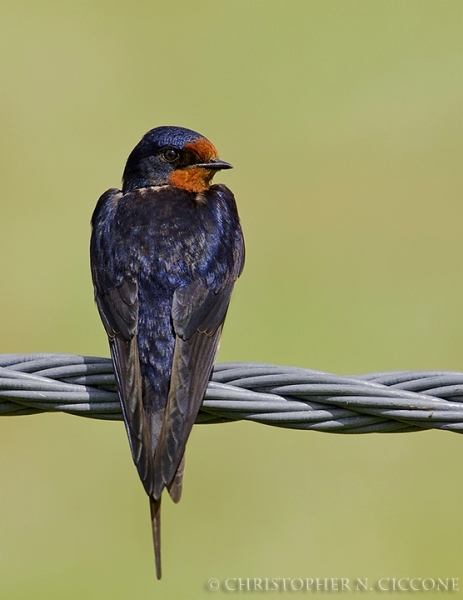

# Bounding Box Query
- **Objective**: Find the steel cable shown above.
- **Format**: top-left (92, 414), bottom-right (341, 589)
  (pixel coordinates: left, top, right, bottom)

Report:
top-left (1, 353), bottom-right (463, 434)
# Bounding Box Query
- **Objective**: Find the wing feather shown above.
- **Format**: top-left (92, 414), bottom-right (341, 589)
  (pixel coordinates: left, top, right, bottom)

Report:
top-left (152, 281), bottom-right (233, 500)
top-left (92, 223), bottom-right (160, 496)
top-left (152, 216), bottom-right (245, 500)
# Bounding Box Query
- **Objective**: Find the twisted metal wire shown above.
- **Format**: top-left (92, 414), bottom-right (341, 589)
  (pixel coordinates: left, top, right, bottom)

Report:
top-left (1, 353), bottom-right (463, 434)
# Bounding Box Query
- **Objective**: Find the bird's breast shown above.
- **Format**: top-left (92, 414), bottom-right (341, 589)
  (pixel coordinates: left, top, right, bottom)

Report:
top-left (113, 186), bottom-right (225, 289)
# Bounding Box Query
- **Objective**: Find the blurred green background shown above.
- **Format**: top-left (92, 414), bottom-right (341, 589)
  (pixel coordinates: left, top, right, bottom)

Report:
top-left (0, 1), bottom-right (462, 598)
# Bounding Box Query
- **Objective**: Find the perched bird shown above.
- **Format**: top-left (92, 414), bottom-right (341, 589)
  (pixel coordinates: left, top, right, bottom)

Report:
top-left (90, 126), bottom-right (244, 579)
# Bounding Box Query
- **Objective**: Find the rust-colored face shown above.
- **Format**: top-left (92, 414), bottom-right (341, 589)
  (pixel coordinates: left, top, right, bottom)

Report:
top-left (184, 138), bottom-right (219, 162)
top-left (168, 138), bottom-right (220, 193)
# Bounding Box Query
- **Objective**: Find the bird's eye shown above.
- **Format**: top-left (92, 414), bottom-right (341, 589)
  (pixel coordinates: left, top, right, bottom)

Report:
top-left (161, 148), bottom-right (180, 163)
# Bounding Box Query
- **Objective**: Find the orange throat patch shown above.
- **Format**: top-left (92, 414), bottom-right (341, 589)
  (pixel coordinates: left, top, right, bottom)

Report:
top-left (168, 167), bottom-right (215, 193)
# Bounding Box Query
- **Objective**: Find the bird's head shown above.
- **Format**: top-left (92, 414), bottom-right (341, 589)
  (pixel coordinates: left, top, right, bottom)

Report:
top-left (122, 126), bottom-right (232, 194)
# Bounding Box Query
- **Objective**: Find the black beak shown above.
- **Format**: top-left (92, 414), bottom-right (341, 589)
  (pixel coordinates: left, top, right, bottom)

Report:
top-left (193, 159), bottom-right (233, 171)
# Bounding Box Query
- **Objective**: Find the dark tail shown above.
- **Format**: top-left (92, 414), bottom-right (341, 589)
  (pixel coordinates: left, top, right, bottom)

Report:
top-left (150, 497), bottom-right (162, 580)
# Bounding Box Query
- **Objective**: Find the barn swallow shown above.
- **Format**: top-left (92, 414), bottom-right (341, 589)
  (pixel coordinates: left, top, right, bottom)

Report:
top-left (90, 126), bottom-right (244, 579)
